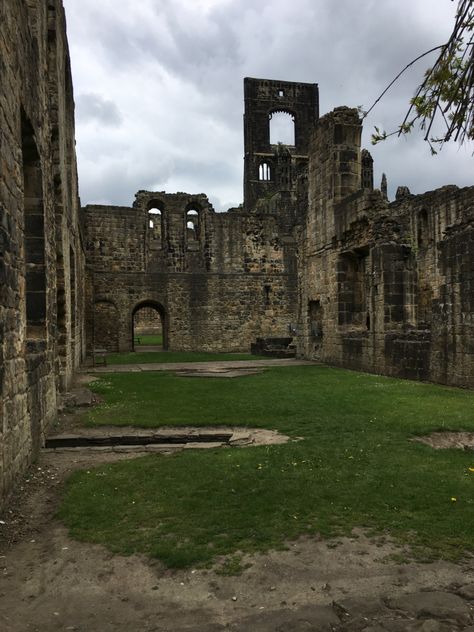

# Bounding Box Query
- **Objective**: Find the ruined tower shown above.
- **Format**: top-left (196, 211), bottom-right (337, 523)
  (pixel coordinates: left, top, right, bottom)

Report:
top-left (243, 77), bottom-right (319, 211)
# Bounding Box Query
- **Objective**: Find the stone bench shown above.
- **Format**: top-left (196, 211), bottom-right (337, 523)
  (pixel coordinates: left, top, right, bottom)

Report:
top-left (92, 348), bottom-right (107, 367)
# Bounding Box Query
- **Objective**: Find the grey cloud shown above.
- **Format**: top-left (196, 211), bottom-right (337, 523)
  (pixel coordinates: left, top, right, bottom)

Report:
top-left (76, 93), bottom-right (123, 127)
top-left (63, 0), bottom-right (472, 208)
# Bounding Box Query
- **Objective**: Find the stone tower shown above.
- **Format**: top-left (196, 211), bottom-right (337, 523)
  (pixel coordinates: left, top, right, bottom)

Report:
top-left (243, 77), bottom-right (319, 210)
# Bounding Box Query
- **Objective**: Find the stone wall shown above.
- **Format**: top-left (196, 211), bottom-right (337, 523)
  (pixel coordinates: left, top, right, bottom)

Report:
top-left (0, 0), bottom-right (84, 507)
top-left (243, 77), bottom-right (319, 211)
top-left (297, 107), bottom-right (473, 388)
top-left (84, 191), bottom-right (298, 353)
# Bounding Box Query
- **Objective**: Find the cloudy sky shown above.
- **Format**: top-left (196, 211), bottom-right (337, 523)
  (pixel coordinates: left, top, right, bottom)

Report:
top-left (62, 0), bottom-right (473, 211)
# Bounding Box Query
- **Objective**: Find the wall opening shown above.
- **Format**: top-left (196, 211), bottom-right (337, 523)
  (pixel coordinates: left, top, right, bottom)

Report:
top-left (269, 111), bottom-right (295, 146)
top-left (132, 301), bottom-right (167, 350)
top-left (264, 284), bottom-right (271, 306)
top-left (22, 111), bottom-right (46, 342)
top-left (417, 209), bottom-right (429, 249)
top-left (337, 251), bottom-right (369, 328)
top-left (258, 162), bottom-right (271, 181)
top-left (308, 300), bottom-right (323, 339)
top-left (186, 208), bottom-right (199, 250)
top-left (147, 202), bottom-right (163, 249)
top-left (56, 251), bottom-right (67, 378)
top-left (69, 246), bottom-right (76, 340)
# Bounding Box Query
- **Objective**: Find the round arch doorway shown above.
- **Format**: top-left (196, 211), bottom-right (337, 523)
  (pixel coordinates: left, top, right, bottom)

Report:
top-left (132, 301), bottom-right (168, 351)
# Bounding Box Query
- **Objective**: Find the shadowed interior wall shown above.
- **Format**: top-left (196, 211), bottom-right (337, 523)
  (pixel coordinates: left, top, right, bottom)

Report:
top-left (0, 0), bottom-right (85, 507)
top-left (297, 107), bottom-right (473, 388)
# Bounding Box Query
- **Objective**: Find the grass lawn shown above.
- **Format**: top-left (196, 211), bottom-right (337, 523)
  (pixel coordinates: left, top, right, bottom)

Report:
top-left (106, 351), bottom-right (266, 365)
top-left (134, 334), bottom-right (163, 346)
top-left (59, 365), bottom-right (474, 568)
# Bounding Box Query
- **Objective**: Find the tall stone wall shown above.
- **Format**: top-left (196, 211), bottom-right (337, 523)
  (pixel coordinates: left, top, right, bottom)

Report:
top-left (243, 77), bottom-right (319, 211)
top-left (297, 107), bottom-right (473, 388)
top-left (84, 191), bottom-right (297, 352)
top-left (0, 0), bottom-right (85, 507)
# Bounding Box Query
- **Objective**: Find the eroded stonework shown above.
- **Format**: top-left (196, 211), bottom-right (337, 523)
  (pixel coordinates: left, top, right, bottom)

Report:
top-left (0, 0), bottom-right (85, 506)
top-left (84, 190), bottom-right (298, 352)
top-left (297, 107), bottom-right (473, 388)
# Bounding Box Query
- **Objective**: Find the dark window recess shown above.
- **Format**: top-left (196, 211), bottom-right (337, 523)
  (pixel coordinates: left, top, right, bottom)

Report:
top-left (22, 111), bottom-right (46, 341)
top-left (308, 300), bottom-right (323, 339)
top-left (264, 285), bottom-right (271, 306)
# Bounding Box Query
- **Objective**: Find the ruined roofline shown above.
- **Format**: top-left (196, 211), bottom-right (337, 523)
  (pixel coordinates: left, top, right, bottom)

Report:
top-left (83, 204), bottom-right (135, 211)
top-left (388, 184), bottom-right (474, 207)
top-left (316, 105), bottom-right (361, 125)
top-left (244, 76), bottom-right (318, 89)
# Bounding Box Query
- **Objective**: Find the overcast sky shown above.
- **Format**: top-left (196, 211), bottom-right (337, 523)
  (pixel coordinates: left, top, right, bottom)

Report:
top-left (63, 0), bottom-right (473, 211)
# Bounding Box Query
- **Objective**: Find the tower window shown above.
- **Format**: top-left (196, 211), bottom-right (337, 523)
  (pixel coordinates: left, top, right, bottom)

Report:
top-left (269, 111), bottom-right (295, 145)
top-left (186, 208), bottom-right (199, 247)
top-left (259, 163), bottom-right (271, 181)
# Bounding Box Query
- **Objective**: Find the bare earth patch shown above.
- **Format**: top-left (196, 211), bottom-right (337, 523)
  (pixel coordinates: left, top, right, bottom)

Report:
top-left (1, 451), bottom-right (474, 632)
top-left (0, 446), bottom-right (473, 631)
top-left (412, 431), bottom-right (474, 450)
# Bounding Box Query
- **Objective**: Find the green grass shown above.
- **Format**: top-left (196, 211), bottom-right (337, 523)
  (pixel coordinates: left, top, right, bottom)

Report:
top-left (58, 366), bottom-right (474, 568)
top-left (106, 351), bottom-right (266, 365)
top-left (134, 334), bottom-right (163, 346)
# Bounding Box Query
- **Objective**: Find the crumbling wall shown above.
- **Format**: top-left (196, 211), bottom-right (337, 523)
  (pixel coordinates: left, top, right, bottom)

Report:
top-left (297, 107), bottom-right (473, 388)
top-left (84, 192), bottom-right (297, 352)
top-left (243, 78), bottom-right (319, 211)
top-left (0, 0), bottom-right (84, 507)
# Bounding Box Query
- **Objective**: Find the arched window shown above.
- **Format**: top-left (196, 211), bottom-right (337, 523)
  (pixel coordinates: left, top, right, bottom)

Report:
top-left (148, 207), bottom-right (161, 229)
top-left (186, 209), bottom-right (199, 246)
top-left (147, 204), bottom-right (163, 249)
top-left (259, 163), bottom-right (271, 181)
top-left (269, 111), bottom-right (295, 146)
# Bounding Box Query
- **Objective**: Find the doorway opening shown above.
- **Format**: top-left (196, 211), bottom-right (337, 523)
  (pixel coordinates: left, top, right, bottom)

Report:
top-left (132, 301), bottom-right (167, 350)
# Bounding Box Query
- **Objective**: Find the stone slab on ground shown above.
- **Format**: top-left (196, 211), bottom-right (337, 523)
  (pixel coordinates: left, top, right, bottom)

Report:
top-left (175, 368), bottom-right (265, 378)
top-left (84, 358), bottom-right (318, 374)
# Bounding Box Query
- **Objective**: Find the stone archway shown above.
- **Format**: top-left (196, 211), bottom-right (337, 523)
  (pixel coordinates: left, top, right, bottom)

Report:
top-left (132, 301), bottom-right (168, 351)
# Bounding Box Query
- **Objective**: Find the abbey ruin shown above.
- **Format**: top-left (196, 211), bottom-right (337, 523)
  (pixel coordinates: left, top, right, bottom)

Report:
top-left (1, 0), bottom-right (473, 506)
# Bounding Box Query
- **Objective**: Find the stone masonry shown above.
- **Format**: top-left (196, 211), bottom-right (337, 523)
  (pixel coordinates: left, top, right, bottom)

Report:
top-left (1, 1), bottom-right (473, 509)
top-left (297, 107), bottom-right (474, 388)
top-left (84, 190), bottom-right (298, 352)
top-left (0, 0), bottom-right (85, 507)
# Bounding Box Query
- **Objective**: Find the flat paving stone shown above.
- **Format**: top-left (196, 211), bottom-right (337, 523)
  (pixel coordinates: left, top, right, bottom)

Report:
top-left (85, 358), bottom-right (318, 373)
top-left (175, 368), bottom-right (264, 378)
